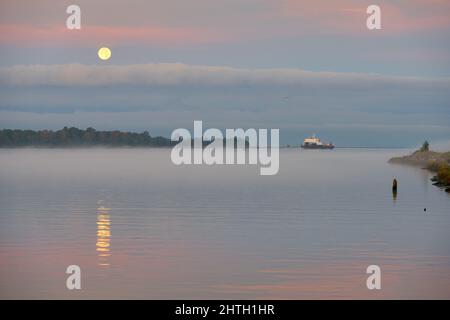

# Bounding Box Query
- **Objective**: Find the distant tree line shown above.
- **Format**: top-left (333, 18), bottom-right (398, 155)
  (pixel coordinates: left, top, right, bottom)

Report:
top-left (0, 127), bottom-right (176, 147)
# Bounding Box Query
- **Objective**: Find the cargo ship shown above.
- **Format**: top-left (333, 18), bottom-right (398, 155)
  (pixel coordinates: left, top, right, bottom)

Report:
top-left (301, 134), bottom-right (334, 149)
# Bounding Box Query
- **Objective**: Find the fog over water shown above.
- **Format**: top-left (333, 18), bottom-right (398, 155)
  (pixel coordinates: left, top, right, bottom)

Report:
top-left (0, 148), bottom-right (449, 299)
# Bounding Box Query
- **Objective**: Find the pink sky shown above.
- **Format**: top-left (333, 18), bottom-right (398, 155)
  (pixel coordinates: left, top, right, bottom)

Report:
top-left (1, 0), bottom-right (449, 46)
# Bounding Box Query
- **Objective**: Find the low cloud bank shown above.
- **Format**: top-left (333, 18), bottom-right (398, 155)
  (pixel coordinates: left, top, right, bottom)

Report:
top-left (1, 63), bottom-right (449, 89)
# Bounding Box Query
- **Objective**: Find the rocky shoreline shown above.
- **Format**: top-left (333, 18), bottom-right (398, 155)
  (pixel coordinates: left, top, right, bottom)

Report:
top-left (389, 148), bottom-right (450, 166)
top-left (389, 148), bottom-right (450, 193)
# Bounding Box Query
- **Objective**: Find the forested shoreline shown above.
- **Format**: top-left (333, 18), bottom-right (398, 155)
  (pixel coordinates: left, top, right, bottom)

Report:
top-left (0, 127), bottom-right (175, 147)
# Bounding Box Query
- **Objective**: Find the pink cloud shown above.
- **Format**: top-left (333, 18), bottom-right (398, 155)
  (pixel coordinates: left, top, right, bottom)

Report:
top-left (279, 0), bottom-right (450, 35)
top-left (1, 0), bottom-right (449, 47)
top-left (0, 24), bottom-right (225, 47)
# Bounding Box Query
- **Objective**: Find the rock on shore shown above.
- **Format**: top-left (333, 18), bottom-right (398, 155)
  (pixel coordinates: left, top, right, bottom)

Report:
top-left (389, 150), bottom-right (450, 166)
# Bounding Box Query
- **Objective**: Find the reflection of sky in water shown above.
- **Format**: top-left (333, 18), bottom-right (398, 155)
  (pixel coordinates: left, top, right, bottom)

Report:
top-left (0, 148), bottom-right (449, 299)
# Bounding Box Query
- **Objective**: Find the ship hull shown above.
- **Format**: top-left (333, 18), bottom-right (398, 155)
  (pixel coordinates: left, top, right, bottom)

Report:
top-left (301, 144), bottom-right (334, 149)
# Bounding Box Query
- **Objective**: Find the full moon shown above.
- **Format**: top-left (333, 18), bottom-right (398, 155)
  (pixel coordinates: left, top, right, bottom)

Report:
top-left (98, 47), bottom-right (111, 61)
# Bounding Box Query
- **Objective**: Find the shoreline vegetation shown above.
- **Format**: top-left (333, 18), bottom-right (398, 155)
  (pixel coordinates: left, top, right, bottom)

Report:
top-left (389, 141), bottom-right (450, 193)
top-left (0, 127), bottom-right (176, 147)
top-left (0, 127), bottom-right (250, 148)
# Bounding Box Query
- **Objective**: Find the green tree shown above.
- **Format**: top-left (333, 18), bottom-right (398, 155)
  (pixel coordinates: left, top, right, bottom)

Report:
top-left (420, 140), bottom-right (429, 152)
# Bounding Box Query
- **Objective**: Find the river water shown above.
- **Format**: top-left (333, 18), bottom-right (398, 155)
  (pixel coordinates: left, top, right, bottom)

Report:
top-left (0, 148), bottom-right (449, 299)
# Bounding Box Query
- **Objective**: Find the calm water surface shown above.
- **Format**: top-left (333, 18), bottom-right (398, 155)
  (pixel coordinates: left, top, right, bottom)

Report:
top-left (1, 148), bottom-right (449, 299)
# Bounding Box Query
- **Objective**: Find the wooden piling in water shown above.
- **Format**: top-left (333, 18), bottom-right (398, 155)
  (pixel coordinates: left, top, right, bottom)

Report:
top-left (392, 178), bottom-right (398, 192)
top-left (392, 178), bottom-right (398, 200)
